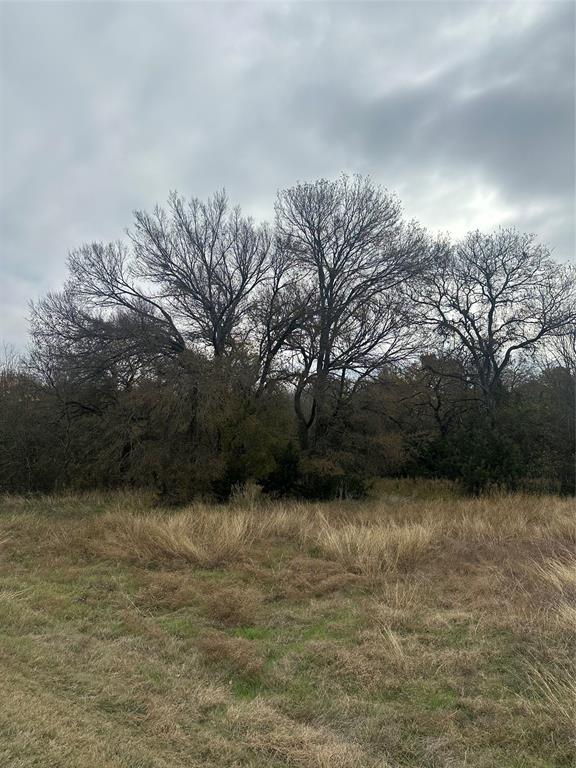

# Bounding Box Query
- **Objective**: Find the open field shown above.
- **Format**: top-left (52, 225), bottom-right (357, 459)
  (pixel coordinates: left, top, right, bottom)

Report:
top-left (0, 483), bottom-right (575, 767)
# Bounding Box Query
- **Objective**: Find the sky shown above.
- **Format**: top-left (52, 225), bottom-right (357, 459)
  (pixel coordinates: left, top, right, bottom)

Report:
top-left (1, 0), bottom-right (574, 351)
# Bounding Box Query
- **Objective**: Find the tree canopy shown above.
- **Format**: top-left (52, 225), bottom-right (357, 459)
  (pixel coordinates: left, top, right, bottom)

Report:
top-left (2, 175), bottom-right (575, 499)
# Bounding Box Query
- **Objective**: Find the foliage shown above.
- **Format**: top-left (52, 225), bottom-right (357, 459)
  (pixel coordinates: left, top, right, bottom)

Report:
top-left (1, 176), bottom-right (575, 498)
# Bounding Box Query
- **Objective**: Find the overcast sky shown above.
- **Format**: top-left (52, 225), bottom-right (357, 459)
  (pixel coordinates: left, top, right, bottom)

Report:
top-left (1, 1), bottom-right (574, 350)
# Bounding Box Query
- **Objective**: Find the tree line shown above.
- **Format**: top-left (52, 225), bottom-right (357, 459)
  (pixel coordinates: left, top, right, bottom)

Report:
top-left (1, 175), bottom-right (575, 499)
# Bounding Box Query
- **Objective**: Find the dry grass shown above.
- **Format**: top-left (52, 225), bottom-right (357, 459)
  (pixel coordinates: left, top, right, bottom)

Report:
top-left (375, 625), bottom-right (408, 669)
top-left (196, 631), bottom-right (265, 678)
top-left (92, 507), bottom-right (259, 566)
top-left (526, 662), bottom-right (576, 744)
top-left (135, 571), bottom-right (199, 610)
top-left (0, 484), bottom-right (574, 767)
top-left (534, 553), bottom-right (576, 597)
top-left (556, 602), bottom-right (576, 630)
top-left (227, 699), bottom-right (384, 768)
top-left (200, 584), bottom-right (265, 627)
top-left (312, 517), bottom-right (436, 577)
top-left (525, 546), bottom-right (576, 747)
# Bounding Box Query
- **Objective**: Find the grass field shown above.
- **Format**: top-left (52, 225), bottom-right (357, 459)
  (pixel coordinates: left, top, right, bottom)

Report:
top-left (0, 482), bottom-right (575, 767)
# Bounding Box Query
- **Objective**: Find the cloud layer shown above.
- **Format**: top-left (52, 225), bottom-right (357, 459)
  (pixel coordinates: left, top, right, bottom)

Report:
top-left (1, 1), bottom-right (574, 349)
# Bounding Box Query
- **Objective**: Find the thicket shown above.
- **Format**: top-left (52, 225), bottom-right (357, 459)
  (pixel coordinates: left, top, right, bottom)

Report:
top-left (1, 175), bottom-right (574, 499)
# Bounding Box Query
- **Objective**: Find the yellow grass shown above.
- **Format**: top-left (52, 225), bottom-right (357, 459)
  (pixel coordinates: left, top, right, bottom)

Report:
top-left (527, 662), bottom-right (576, 744)
top-left (227, 699), bottom-right (382, 768)
top-left (312, 517), bottom-right (436, 577)
top-left (0, 485), bottom-right (575, 767)
top-left (92, 508), bottom-right (259, 566)
top-left (534, 553), bottom-right (576, 596)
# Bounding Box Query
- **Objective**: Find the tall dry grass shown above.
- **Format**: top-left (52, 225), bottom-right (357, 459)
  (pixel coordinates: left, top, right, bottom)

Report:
top-left (527, 548), bottom-right (576, 738)
top-left (311, 516), bottom-right (437, 577)
top-left (526, 662), bottom-right (576, 744)
top-left (534, 553), bottom-right (576, 597)
top-left (91, 508), bottom-right (260, 567)
top-left (1, 487), bottom-right (575, 766)
top-left (14, 488), bottom-right (574, 575)
top-left (531, 551), bottom-right (576, 626)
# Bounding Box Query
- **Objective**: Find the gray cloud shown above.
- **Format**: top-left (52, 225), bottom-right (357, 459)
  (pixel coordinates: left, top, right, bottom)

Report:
top-left (1, 1), bottom-right (573, 350)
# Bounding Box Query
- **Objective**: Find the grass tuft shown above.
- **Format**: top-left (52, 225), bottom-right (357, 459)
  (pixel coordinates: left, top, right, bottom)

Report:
top-left (92, 508), bottom-right (258, 567)
top-left (526, 661), bottom-right (576, 744)
top-left (313, 518), bottom-right (436, 577)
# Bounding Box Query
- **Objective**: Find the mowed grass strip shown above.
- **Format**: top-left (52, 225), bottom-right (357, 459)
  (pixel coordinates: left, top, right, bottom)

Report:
top-left (0, 485), bottom-right (574, 767)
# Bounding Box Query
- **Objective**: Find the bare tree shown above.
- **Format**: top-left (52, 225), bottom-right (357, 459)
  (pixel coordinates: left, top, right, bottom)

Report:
top-left (413, 228), bottom-right (576, 408)
top-left (32, 191), bottom-right (273, 372)
top-left (545, 324), bottom-right (576, 375)
top-left (249, 242), bottom-right (311, 395)
top-left (275, 174), bottom-right (430, 448)
top-left (30, 288), bottom-right (178, 393)
top-left (66, 241), bottom-right (187, 354)
top-left (130, 191), bottom-right (272, 357)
